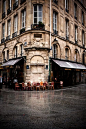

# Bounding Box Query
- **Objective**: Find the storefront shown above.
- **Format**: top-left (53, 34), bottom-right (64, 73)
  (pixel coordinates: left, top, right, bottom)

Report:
top-left (50, 59), bottom-right (86, 88)
top-left (1, 57), bottom-right (25, 88)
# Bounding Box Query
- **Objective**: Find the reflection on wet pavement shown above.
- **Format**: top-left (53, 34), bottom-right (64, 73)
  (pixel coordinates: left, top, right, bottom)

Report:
top-left (0, 84), bottom-right (86, 129)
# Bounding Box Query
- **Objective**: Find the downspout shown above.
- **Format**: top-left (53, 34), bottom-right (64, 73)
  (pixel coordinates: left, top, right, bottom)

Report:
top-left (48, 0), bottom-right (51, 82)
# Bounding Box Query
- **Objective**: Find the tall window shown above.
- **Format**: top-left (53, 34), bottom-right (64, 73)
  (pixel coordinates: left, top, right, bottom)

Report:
top-left (75, 26), bottom-right (78, 43)
top-left (74, 3), bottom-right (77, 19)
top-left (53, 11), bottom-right (57, 34)
top-left (74, 51), bottom-right (77, 62)
top-left (14, 15), bottom-right (18, 32)
top-left (66, 19), bottom-right (69, 39)
top-left (3, 0), bottom-right (6, 13)
top-left (82, 31), bottom-right (84, 47)
top-left (53, 44), bottom-right (57, 58)
top-left (21, 9), bottom-right (26, 28)
top-left (82, 11), bottom-right (84, 25)
top-left (3, 51), bottom-right (5, 61)
top-left (7, 50), bottom-right (9, 61)
top-left (8, 0), bottom-right (11, 8)
top-left (20, 44), bottom-right (23, 56)
top-left (14, 46), bottom-right (17, 58)
top-left (34, 5), bottom-right (42, 24)
top-left (8, 20), bottom-right (11, 36)
top-left (65, 48), bottom-right (69, 60)
top-left (2, 23), bottom-right (5, 39)
top-left (65, 0), bottom-right (69, 13)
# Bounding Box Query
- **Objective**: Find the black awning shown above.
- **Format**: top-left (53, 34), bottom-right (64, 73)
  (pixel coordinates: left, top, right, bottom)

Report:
top-left (2, 58), bottom-right (22, 66)
top-left (53, 59), bottom-right (86, 70)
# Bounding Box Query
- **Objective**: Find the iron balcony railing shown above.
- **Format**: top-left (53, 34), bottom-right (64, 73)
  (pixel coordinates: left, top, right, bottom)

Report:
top-left (20, 28), bottom-right (25, 34)
top-left (2, 12), bottom-right (5, 19)
top-left (12, 32), bottom-right (17, 38)
top-left (1, 38), bottom-right (5, 43)
top-left (31, 24), bottom-right (45, 30)
top-left (7, 7), bottom-right (11, 15)
top-left (13, 1), bottom-right (18, 10)
top-left (6, 35), bottom-right (10, 41)
top-left (20, 0), bottom-right (26, 4)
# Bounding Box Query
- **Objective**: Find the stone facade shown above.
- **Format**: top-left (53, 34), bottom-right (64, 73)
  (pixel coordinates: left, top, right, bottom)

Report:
top-left (0, 0), bottom-right (86, 83)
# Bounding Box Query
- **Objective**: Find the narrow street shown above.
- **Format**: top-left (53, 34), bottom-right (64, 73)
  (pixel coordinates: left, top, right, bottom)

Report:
top-left (0, 84), bottom-right (86, 129)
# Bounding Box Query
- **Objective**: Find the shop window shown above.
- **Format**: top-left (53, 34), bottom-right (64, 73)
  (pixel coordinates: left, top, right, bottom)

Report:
top-left (34, 5), bottom-right (42, 24)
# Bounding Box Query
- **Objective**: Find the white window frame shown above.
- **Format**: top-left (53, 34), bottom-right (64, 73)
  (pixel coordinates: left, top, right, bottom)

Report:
top-left (15, 46), bottom-right (17, 58)
top-left (3, 0), bottom-right (6, 13)
top-left (53, 44), bottom-right (57, 58)
top-left (8, 20), bottom-right (11, 36)
top-left (75, 26), bottom-right (77, 41)
top-left (33, 5), bottom-right (42, 24)
top-left (65, 48), bottom-right (68, 60)
top-left (65, 0), bottom-right (68, 10)
top-left (82, 31), bottom-right (84, 45)
top-left (14, 15), bottom-right (18, 32)
top-left (53, 12), bottom-right (57, 32)
top-left (22, 9), bottom-right (26, 28)
top-left (2, 24), bottom-right (5, 38)
top-left (66, 19), bottom-right (69, 37)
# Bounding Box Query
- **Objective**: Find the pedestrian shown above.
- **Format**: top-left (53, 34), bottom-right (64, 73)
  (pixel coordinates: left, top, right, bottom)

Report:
top-left (0, 76), bottom-right (2, 92)
top-left (54, 77), bottom-right (57, 89)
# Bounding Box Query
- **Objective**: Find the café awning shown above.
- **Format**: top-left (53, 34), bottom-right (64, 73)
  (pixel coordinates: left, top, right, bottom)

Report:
top-left (2, 58), bottom-right (22, 66)
top-left (53, 59), bottom-right (86, 70)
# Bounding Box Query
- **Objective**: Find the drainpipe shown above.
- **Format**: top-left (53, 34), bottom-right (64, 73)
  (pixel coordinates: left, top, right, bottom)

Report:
top-left (48, 0), bottom-right (51, 82)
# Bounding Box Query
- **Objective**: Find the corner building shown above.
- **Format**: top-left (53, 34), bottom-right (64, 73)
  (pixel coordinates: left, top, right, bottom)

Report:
top-left (0, 0), bottom-right (86, 87)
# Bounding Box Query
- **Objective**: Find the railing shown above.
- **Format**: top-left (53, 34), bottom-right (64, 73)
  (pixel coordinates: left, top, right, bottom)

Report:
top-left (53, 30), bottom-right (58, 35)
top-left (2, 12), bottom-right (5, 19)
top-left (6, 35), bottom-right (10, 41)
top-left (20, 0), bottom-right (26, 4)
top-left (65, 8), bottom-right (69, 13)
top-left (31, 24), bottom-right (45, 30)
top-left (12, 32), bottom-right (17, 38)
top-left (20, 28), bottom-right (25, 34)
top-left (1, 38), bottom-right (5, 43)
top-left (13, 1), bottom-right (18, 10)
top-left (53, 0), bottom-right (58, 4)
top-left (7, 7), bottom-right (11, 15)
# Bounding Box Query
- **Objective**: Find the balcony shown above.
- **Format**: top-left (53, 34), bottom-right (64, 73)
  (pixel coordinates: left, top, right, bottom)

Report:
top-left (65, 8), bottom-right (69, 13)
top-left (7, 7), bottom-right (11, 15)
top-left (53, 30), bottom-right (58, 35)
top-left (6, 35), bottom-right (10, 41)
top-left (13, 1), bottom-right (18, 10)
top-left (12, 32), bottom-right (17, 38)
top-left (1, 38), bottom-right (5, 43)
top-left (2, 12), bottom-right (5, 19)
top-left (53, 0), bottom-right (58, 4)
top-left (31, 23), bottom-right (45, 30)
top-left (20, 0), bottom-right (26, 4)
top-left (20, 28), bottom-right (25, 34)
top-left (74, 16), bottom-right (77, 20)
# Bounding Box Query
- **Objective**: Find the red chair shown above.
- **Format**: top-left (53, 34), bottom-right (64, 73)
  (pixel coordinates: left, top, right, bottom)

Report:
top-left (15, 82), bottom-right (20, 90)
top-left (22, 82), bottom-right (26, 90)
top-left (27, 82), bottom-right (33, 91)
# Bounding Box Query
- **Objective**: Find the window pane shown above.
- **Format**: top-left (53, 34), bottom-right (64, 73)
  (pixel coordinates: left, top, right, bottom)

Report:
top-left (34, 5), bottom-right (37, 11)
top-left (39, 5), bottom-right (42, 11)
top-left (34, 12), bottom-right (37, 17)
top-left (39, 12), bottom-right (42, 17)
top-left (34, 18), bottom-right (37, 24)
top-left (38, 18), bottom-right (42, 22)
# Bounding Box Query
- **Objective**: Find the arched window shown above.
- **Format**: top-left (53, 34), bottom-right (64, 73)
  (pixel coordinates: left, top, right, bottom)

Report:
top-left (65, 48), bottom-right (69, 60)
top-left (74, 50), bottom-right (77, 62)
top-left (53, 44), bottom-right (57, 58)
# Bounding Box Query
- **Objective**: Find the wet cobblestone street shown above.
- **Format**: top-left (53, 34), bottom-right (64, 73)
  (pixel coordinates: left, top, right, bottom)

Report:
top-left (0, 84), bottom-right (86, 129)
